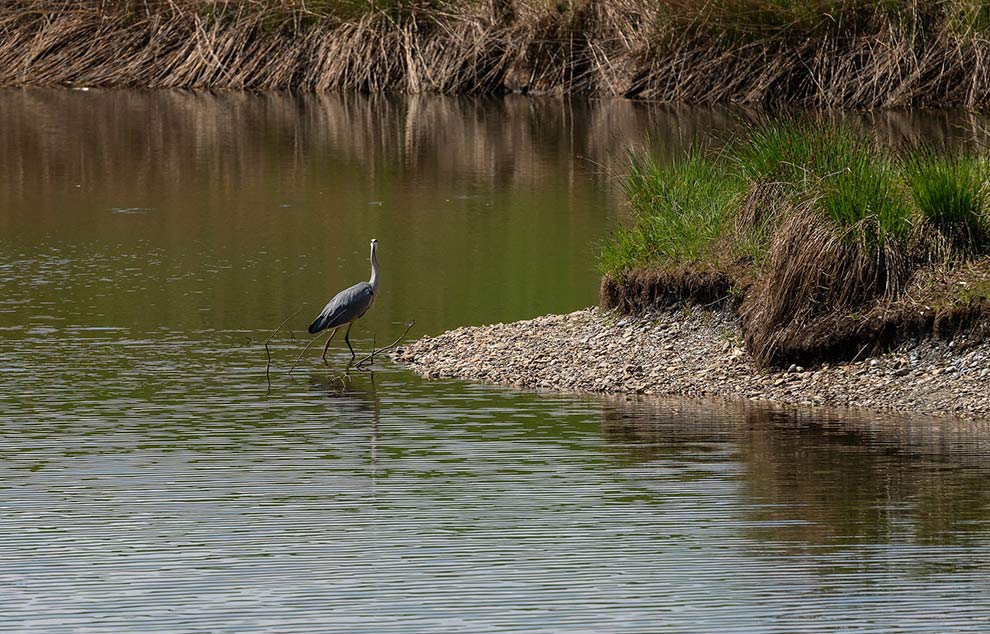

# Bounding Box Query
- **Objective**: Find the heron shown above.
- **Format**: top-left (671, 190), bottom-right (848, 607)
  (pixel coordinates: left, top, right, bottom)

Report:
top-left (309, 239), bottom-right (379, 363)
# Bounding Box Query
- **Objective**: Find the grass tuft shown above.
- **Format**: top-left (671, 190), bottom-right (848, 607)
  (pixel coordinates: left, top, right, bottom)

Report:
top-left (906, 150), bottom-right (990, 255)
top-left (599, 149), bottom-right (743, 277)
top-left (733, 120), bottom-right (911, 241)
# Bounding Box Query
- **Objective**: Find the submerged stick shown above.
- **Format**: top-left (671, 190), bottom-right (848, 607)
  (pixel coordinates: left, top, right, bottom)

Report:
top-left (265, 306), bottom-right (303, 388)
top-left (355, 320), bottom-right (416, 369)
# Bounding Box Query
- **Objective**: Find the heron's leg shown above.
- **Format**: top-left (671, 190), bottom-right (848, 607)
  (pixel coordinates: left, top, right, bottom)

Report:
top-left (321, 327), bottom-right (339, 364)
top-left (344, 322), bottom-right (356, 360)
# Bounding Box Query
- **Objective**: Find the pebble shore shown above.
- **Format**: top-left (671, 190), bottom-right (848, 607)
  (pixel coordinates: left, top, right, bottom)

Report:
top-left (393, 308), bottom-right (990, 420)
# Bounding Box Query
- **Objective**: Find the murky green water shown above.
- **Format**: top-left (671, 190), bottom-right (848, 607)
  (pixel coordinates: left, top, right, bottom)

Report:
top-left (2, 89), bottom-right (990, 632)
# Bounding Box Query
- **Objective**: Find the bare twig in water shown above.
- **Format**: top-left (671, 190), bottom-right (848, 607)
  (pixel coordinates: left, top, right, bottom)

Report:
top-left (355, 320), bottom-right (416, 369)
top-left (288, 328), bottom-right (334, 375)
top-left (265, 306), bottom-right (302, 388)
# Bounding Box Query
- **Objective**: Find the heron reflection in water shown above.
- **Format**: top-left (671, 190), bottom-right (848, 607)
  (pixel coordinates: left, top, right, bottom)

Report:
top-left (311, 370), bottom-right (381, 493)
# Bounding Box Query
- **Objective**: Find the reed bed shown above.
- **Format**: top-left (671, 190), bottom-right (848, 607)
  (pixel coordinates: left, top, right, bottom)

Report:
top-left (600, 119), bottom-right (990, 367)
top-left (3, 0), bottom-right (990, 107)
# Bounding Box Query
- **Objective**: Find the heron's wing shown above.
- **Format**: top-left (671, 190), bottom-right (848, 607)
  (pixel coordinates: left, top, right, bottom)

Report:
top-left (308, 282), bottom-right (375, 334)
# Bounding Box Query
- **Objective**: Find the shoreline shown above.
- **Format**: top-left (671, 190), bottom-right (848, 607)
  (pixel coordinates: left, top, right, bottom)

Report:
top-left (392, 308), bottom-right (990, 421)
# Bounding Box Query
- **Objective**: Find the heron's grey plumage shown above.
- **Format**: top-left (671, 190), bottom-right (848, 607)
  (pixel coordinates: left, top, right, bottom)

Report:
top-left (308, 239), bottom-right (380, 363)
top-left (308, 282), bottom-right (374, 334)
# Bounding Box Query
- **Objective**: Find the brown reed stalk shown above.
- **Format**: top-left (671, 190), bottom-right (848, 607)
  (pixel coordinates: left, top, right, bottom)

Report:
top-left (738, 210), bottom-right (907, 365)
top-left (3, 0), bottom-right (990, 108)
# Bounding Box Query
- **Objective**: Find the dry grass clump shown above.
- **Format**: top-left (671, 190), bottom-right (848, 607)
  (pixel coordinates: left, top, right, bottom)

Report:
top-left (600, 118), bottom-right (990, 367)
top-left (738, 212), bottom-right (912, 366)
top-left (0, 0), bottom-right (508, 92)
top-left (633, 0), bottom-right (990, 109)
top-left (4, 0), bottom-right (990, 106)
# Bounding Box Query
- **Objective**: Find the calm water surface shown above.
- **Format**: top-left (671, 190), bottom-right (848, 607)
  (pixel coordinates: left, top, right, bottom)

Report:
top-left (2, 89), bottom-right (990, 632)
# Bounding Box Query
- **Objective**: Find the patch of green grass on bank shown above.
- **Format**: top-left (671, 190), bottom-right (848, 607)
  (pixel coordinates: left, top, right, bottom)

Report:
top-left (733, 120), bottom-right (912, 242)
top-left (959, 275), bottom-right (990, 304)
top-left (301, 0), bottom-right (442, 19)
top-left (906, 150), bottom-right (990, 255)
top-left (665, 0), bottom-right (878, 41)
top-left (601, 120), bottom-right (932, 279)
top-left (946, 0), bottom-right (990, 38)
top-left (599, 149), bottom-right (743, 277)
top-left (194, 0), bottom-right (440, 28)
top-left (600, 119), bottom-right (990, 367)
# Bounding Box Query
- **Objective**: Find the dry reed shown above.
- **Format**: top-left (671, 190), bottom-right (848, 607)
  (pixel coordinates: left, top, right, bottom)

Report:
top-left (738, 211), bottom-right (912, 366)
top-left (4, 0), bottom-right (990, 107)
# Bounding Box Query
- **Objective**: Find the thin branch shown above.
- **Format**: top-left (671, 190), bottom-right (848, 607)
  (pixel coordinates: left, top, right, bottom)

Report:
top-left (265, 305), bottom-right (302, 388)
top-left (355, 320), bottom-right (416, 369)
top-left (288, 328), bottom-right (333, 375)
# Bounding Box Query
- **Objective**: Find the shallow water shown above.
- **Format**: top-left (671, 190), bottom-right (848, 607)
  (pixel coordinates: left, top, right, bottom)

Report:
top-left (2, 89), bottom-right (990, 632)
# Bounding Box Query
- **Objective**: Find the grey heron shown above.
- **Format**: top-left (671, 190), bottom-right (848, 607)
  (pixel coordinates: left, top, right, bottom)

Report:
top-left (309, 239), bottom-right (379, 363)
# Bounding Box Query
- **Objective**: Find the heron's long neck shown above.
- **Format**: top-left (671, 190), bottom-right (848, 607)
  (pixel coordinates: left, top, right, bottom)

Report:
top-left (369, 246), bottom-right (380, 293)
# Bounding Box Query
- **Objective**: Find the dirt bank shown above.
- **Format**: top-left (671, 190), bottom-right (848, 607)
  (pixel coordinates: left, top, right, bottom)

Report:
top-left (392, 308), bottom-right (990, 420)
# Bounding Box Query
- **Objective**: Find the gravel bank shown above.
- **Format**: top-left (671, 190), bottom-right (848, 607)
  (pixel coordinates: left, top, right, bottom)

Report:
top-left (393, 308), bottom-right (990, 420)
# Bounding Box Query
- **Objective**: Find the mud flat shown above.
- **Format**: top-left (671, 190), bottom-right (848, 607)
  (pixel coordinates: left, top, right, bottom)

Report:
top-left (393, 308), bottom-right (990, 421)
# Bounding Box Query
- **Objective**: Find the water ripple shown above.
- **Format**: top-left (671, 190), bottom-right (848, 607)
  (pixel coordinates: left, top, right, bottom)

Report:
top-left (0, 331), bottom-right (989, 632)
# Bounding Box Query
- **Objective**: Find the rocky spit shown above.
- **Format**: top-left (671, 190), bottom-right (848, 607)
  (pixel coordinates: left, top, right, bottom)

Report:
top-left (393, 308), bottom-right (990, 421)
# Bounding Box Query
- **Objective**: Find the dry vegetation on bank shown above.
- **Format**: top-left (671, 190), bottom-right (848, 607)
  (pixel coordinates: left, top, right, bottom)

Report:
top-left (599, 119), bottom-right (990, 369)
top-left (3, 0), bottom-right (990, 107)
